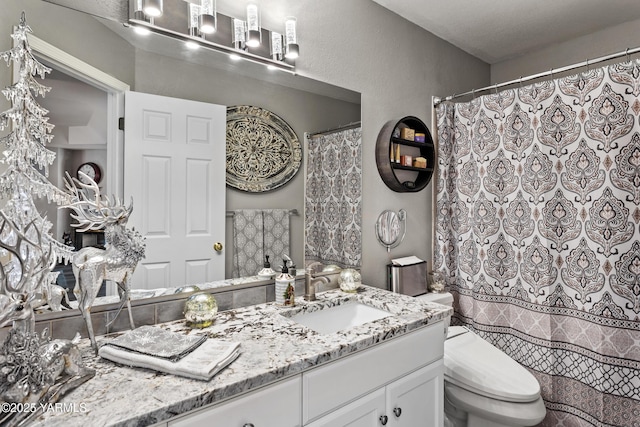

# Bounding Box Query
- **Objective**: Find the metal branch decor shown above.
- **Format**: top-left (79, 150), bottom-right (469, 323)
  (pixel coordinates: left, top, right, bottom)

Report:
top-left (0, 14), bottom-right (94, 426)
top-left (226, 105), bottom-right (302, 192)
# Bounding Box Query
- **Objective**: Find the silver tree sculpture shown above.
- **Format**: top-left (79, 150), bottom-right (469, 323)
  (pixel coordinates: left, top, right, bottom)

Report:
top-left (64, 173), bottom-right (146, 352)
top-left (0, 14), bottom-right (94, 425)
top-left (0, 212), bottom-right (95, 427)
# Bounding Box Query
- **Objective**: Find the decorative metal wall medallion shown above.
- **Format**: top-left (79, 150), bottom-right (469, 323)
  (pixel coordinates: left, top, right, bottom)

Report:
top-left (226, 105), bottom-right (302, 192)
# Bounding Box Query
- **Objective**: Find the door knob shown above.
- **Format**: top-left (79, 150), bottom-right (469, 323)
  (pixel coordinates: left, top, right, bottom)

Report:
top-left (213, 242), bottom-right (223, 252)
top-left (379, 415), bottom-right (388, 425)
top-left (393, 407), bottom-right (402, 417)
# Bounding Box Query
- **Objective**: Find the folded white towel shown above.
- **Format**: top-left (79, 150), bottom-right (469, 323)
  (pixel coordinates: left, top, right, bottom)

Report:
top-left (99, 338), bottom-right (241, 381)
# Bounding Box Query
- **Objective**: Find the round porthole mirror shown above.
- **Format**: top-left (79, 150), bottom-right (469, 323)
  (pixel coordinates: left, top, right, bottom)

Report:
top-left (375, 209), bottom-right (406, 252)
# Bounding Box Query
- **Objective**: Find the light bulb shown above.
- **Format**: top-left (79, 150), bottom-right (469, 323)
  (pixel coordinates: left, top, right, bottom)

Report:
top-left (285, 16), bottom-right (299, 59)
top-left (142, 0), bottom-right (163, 18)
top-left (246, 3), bottom-right (261, 47)
top-left (199, 0), bottom-right (216, 34)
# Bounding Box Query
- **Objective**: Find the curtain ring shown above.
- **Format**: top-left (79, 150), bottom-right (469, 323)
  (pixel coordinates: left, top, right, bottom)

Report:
top-left (586, 58), bottom-right (590, 71)
top-left (519, 76), bottom-right (523, 89)
top-left (494, 83), bottom-right (498, 95)
top-left (472, 89), bottom-right (476, 99)
top-left (626, 48), bottom-right (631, 62)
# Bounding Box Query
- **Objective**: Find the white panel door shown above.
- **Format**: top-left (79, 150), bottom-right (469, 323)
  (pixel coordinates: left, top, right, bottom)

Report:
top-left (124, 91), bottom-right (226, 289)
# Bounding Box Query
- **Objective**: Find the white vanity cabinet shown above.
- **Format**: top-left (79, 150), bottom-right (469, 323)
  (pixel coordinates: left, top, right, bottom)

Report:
top-left (302, 322), bottom-right (445, 426)
top-left (305, 362), bottom-right (443, 427)
top-left (157, 321), bottom-right (445, 427)
top-left (166, 376), bottom-right (302, 427)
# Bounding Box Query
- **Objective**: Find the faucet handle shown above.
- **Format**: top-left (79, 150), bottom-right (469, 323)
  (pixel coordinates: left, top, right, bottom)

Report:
top-left (306, 261), bottom-right (323, 275)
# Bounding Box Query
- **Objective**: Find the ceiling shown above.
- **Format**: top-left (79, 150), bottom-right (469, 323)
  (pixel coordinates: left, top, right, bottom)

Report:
top-left (370, 0), bottom-right (640, 64)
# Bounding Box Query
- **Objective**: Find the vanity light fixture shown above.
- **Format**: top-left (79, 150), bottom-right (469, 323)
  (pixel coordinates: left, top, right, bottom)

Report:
top-left (133, 0), bottom-right (149, 22)
top-left (270, 31), bottom-right (284, 61)
top-left (232, 18), bottom-right (246, 50)
top-left (245, 3), bottom-right (261, 48)
top-left (198, 0), bottom-right (216, 35)
top-left (142, 0), bottom-right (163, 18)
top-left (188, 2), bottom-right (201, 36)
top-left (128, 1), bottom-right (297, 73)
top-left (284, 16), bottom-right (299, 59)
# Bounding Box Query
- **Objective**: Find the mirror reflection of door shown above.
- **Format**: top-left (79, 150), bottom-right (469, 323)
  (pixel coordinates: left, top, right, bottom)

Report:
top-left (124, 92), bottom-right (226, 290)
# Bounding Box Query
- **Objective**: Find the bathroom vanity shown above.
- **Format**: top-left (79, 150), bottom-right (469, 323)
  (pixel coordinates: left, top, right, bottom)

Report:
top-left (31, 286), bottom-right (451, 427)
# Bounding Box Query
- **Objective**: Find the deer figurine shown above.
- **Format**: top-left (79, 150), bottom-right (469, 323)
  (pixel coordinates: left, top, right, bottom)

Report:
top-left (64, 173), bottom-right (146, 352)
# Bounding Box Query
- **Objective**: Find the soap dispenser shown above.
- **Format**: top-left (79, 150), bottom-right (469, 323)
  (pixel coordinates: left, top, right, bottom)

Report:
top-left (275, 259), bottom-right (295, 306)
top-left (258, 255), bottom-right (276, 279)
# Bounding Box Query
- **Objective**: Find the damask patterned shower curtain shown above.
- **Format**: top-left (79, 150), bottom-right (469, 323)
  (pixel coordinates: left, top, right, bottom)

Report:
top-left (435, 60), bottom-right (640, 426)
top-left (305, 128), bottom-right (362, 268)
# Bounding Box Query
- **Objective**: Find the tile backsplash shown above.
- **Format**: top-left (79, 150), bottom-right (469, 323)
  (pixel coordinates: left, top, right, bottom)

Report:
top-left (0, 279), bottom-right (306, 342)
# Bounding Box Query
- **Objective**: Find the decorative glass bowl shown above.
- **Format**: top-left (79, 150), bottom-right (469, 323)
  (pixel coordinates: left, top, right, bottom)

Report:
top-left (184, 292), bottom-right (218, 328)
top-left (339, 269), bottom-right (361, 293)
top-left (428, 271), bottom-right (446, 293)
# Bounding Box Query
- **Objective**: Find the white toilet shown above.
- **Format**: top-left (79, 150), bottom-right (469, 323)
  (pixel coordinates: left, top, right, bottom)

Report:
top-left (417, 292), bottom-right (546, 427)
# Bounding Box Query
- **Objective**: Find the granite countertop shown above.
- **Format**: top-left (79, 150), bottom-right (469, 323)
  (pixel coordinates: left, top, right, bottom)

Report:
top-left (32, 285), bottom-right (452, 427)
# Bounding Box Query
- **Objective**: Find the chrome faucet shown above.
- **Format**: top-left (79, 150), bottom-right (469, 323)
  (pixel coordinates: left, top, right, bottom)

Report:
top-left (304, 262), bottom-right (331, 301)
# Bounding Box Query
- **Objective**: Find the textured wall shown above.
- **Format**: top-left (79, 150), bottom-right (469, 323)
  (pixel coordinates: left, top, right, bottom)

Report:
top-left (491, 18), bottom-right (640, 84)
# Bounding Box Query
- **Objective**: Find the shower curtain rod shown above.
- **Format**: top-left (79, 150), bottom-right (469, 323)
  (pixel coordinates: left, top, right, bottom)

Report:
top-left (308, 121), bottom-right (362, 137)
top-left (433, 45), bottom-right (640, 106)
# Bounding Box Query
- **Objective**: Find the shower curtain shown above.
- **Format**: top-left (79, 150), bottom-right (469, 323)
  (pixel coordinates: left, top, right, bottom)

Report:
top-left (435, 59), bottom-right (640, 426)
top-left (232, 209), bottom-right (290, 277)
top-left (305, 127), bottom-right (362, 268)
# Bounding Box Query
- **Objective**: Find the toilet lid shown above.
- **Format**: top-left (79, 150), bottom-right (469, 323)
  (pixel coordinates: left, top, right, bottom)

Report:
top-left (444, 326), bottom-right (540, 403)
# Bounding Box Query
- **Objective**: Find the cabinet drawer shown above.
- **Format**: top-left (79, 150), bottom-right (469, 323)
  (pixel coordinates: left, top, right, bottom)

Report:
top-left (303, 322), bottom-right (444, 424)
top-left (169, 376), bottom-right (302, 427)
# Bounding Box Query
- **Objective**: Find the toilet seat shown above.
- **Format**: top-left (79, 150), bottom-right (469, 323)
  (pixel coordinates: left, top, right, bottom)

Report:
top-left (444, 326), bottom-right (540, 403)
top-left (445, 382), bottom-right (546, 426)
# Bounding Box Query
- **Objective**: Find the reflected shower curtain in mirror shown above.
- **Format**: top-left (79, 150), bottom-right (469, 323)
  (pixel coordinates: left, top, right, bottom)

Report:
top-left (305, 128), bottom-right (362, 268)
top-left (232, 209), bottom-right (290, 277)
top-left (435, 60), bottom-right (640, 426)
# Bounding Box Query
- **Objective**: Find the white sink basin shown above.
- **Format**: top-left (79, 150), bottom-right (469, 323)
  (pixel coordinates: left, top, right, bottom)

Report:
top-left (286, 301), bottom-right (392, 334)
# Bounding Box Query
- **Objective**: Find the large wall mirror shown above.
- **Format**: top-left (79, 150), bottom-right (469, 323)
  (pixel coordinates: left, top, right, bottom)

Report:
top-left (5, 0), bottom-right (360, 312)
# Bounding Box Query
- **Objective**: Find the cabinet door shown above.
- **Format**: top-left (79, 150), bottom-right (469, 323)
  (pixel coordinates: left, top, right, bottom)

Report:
top-left (168, 376), bottom-right (302, 427)
top-left (305, 388), bottom-right (386, 427)
top-left (386, 361), bottom-right (443, 427)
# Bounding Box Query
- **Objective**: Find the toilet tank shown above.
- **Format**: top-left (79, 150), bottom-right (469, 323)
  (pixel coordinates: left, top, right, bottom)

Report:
top-left (416, 292), bottom-right (453, 306)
